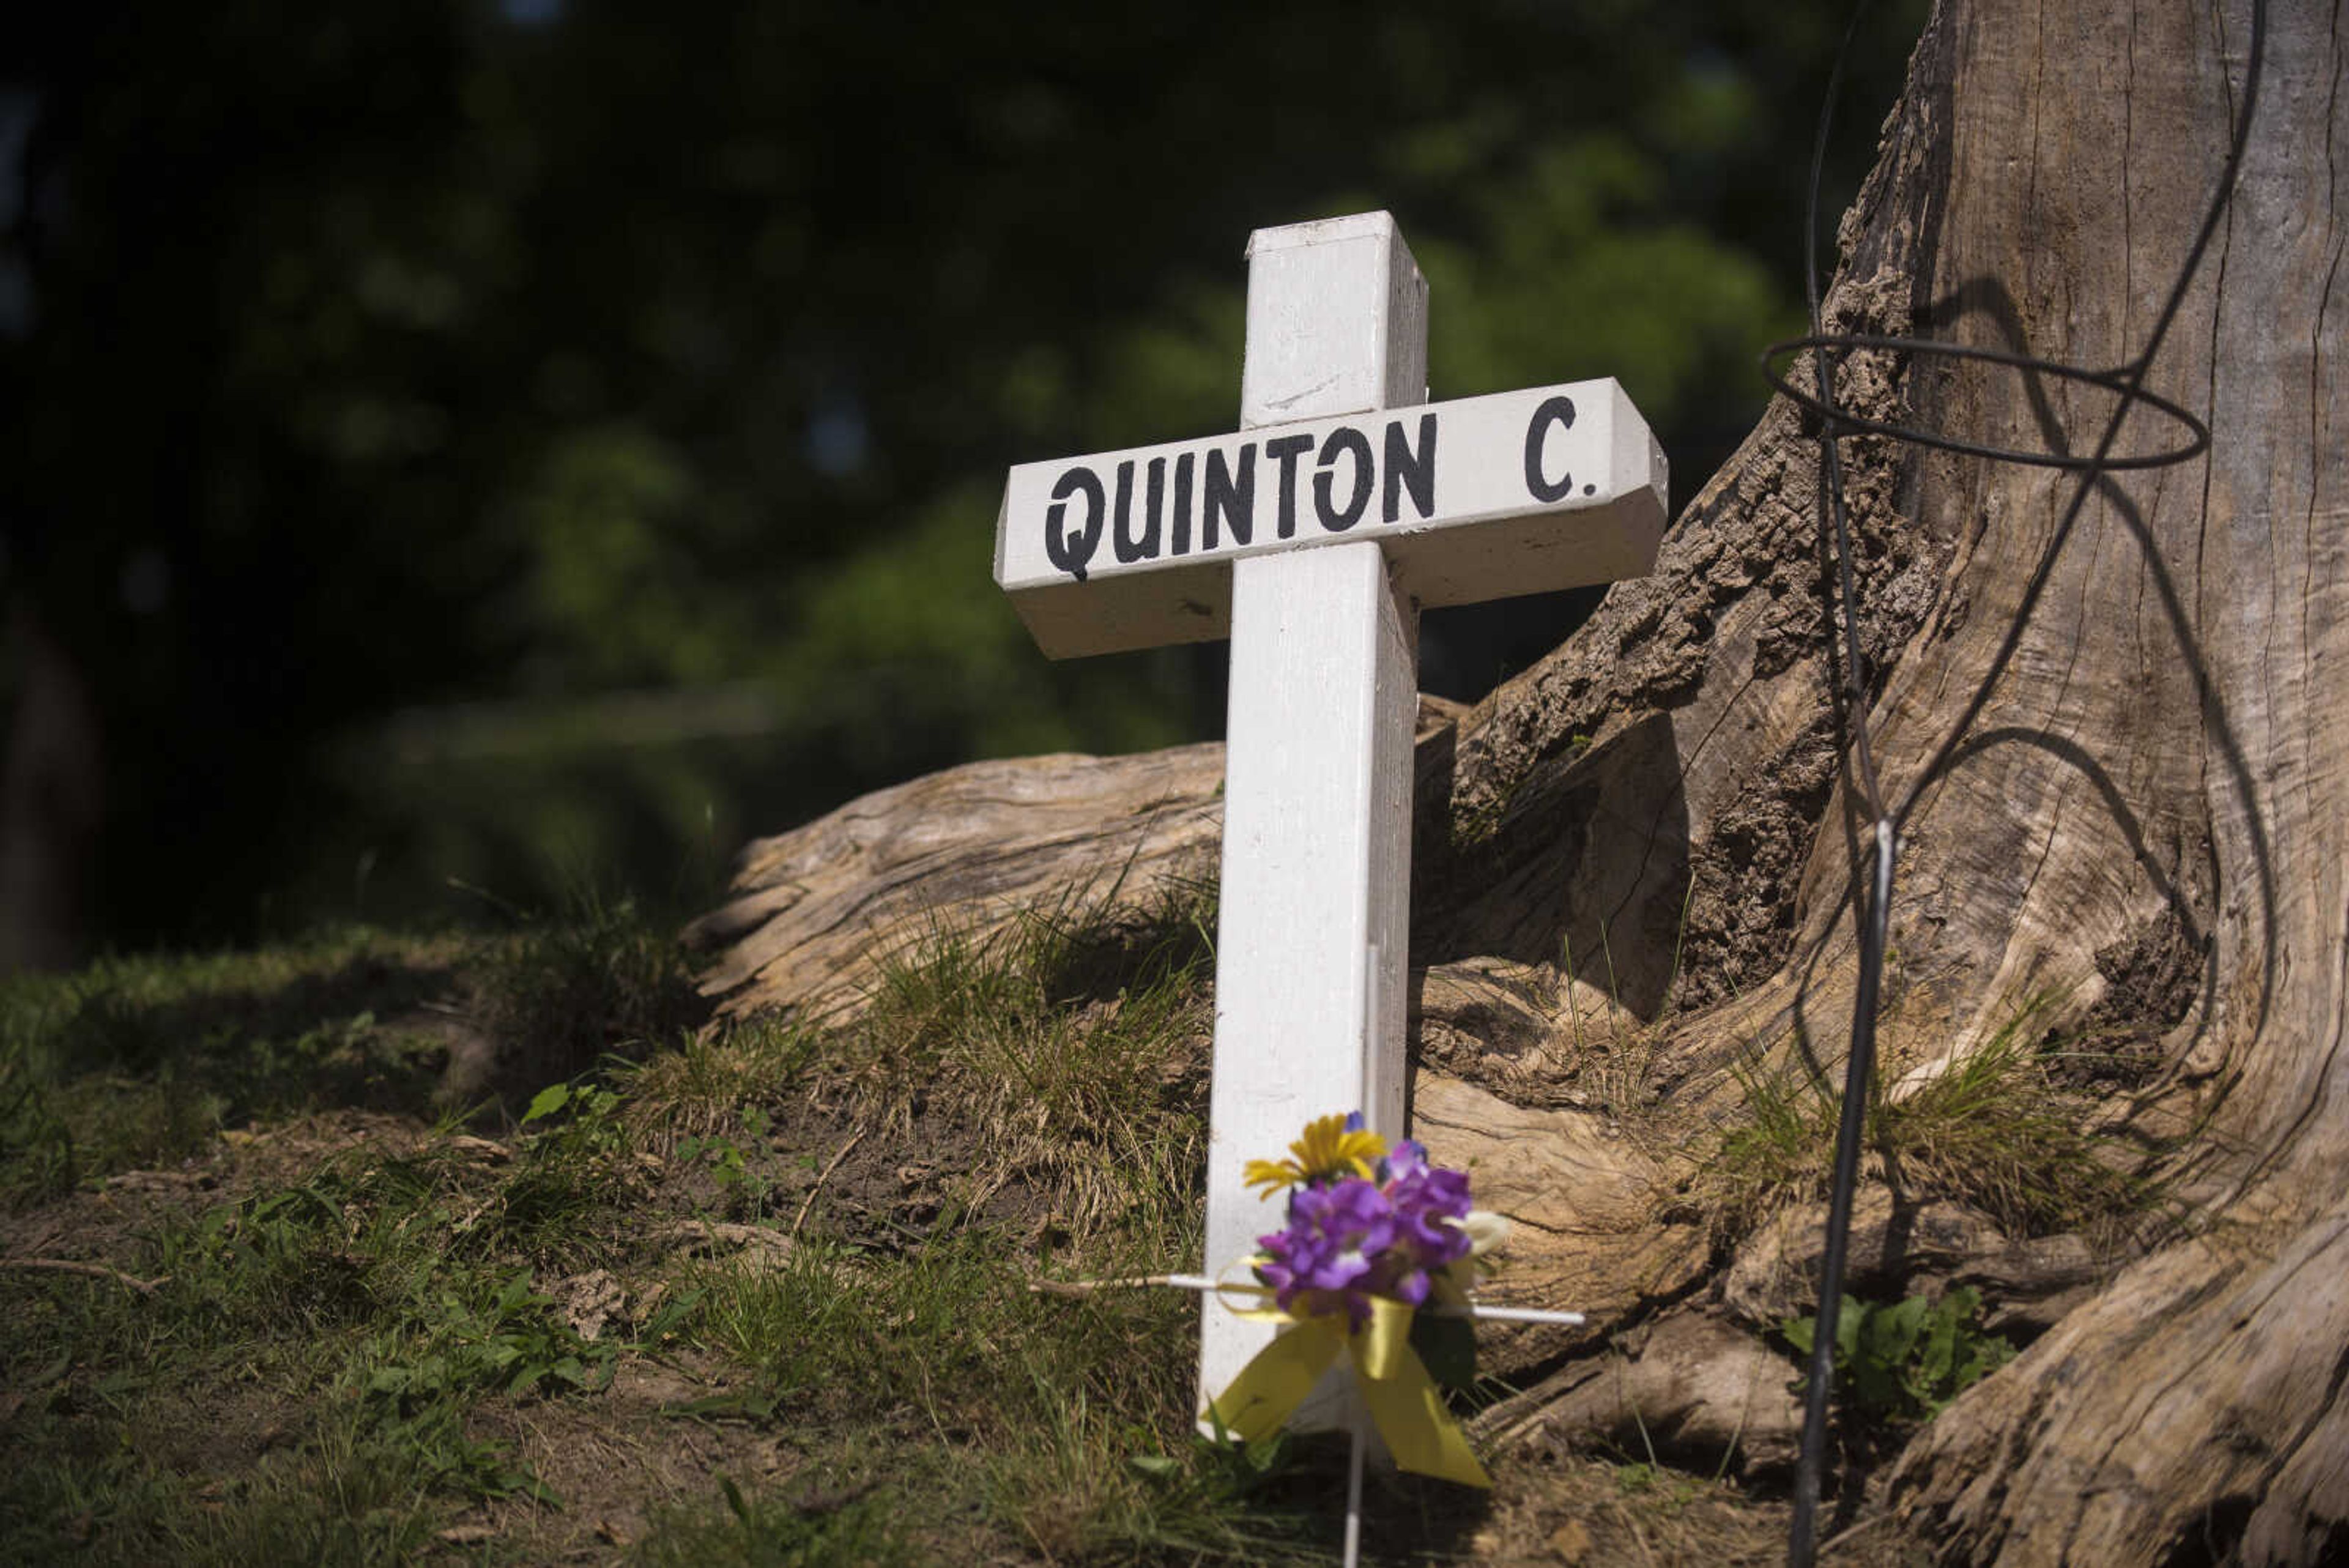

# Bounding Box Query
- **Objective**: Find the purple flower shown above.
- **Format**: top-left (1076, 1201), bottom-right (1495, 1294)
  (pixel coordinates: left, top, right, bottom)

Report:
top-left (1255, 1176), bottom-right (1396, 1325)
top-left (1389, 1163), bottom-right (1473, 1272)
top-left (1379, 1139), bottom-right (1429, 1183)
top-left (1250, 1122), bottom-right (1480, 1328)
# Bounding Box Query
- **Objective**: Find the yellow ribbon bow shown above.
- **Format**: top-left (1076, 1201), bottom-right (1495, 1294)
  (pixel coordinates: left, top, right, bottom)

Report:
top-left (1201, 1278), bottom-right (1491, 1489)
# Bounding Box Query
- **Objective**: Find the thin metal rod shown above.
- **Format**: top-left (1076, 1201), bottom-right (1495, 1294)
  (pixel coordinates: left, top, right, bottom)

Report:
top-left (1788, 820), bottom-right (1894, 1567)
top-left (1033, 1272), bottom-right (1586, 1325)
top-left (1455, 1304), bottom-right (1589, 1326)
top-left (1343, 1420), bottom-right (1367, 1568)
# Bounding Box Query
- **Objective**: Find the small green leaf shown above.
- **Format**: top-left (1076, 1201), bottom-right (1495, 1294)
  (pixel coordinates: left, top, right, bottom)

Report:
top-left (522, 1083), bottom-right (571, 1124)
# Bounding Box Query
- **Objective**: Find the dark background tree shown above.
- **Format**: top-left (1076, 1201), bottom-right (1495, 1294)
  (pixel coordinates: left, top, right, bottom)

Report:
top-left (0, 0), bottom-right (1921, 965)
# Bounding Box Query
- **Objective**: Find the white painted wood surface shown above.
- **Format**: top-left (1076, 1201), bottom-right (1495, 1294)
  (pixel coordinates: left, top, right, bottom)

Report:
top-left (1241, 212), bottom-right (1427, 424)
top-left (1196, 214), bottom-right (1426, 1421)
top-left (995, 380), bottom-right (1668, 658)
top-left (1201, 540), bottom-right (1417, 1419)
top-left (985, 209), bottom-right (1669, 1429)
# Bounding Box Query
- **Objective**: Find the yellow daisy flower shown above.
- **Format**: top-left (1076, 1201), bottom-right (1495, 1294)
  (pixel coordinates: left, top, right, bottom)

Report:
top-left (1243, 1113), bottom-right (1388, 1198)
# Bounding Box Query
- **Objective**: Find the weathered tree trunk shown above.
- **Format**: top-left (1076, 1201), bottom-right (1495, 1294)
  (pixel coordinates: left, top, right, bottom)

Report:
top-left (1438, 0), bottom-right (2344, 1558)
top-left (696, 0), bottom-right (2345, 1558)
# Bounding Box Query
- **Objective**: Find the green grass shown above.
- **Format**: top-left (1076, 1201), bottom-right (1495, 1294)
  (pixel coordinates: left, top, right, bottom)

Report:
top-left (0, 1141), bottom-right (595, 1562)
top-left (465, 890), bottom-right (705, 1092)
top-left (1706, 994), bottom-right (2155, 1241)
top-left (634, 1473), bottom-right (905, 1566)
top-left (740, 875), bottom-right (1219, 1252)
top-left (0, 926), bottom-right (460, 1204)
top-left (6, 880), bottom-right (1512, 1564)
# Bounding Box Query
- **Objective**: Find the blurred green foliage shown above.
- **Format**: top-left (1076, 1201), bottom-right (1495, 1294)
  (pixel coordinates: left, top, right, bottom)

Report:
top-left (1, 0), bottom-right (1923, 954)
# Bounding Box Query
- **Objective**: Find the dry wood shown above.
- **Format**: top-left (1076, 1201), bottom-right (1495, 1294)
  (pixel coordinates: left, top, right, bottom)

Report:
top-left (687, 696), bottom-right (1465, 1022)
top-left (685, 743), bottom-right (1223, 1021)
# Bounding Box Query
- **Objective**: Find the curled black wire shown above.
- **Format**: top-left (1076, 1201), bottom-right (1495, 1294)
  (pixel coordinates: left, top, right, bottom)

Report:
top-left (1778, 1), bottom-right (2268, 1562)
top-left (1759, 334), bottom-right (2213, 470)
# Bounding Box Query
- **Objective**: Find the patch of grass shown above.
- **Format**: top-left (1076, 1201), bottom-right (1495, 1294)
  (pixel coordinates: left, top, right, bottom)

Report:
top-left (1707, 994), bottom-right (2154, 1240)
top-left (1560, 917), bottom-right (1661, 1122)
top-left (841, 877), bottom-right (1215, 1247)
top-left (0, 1063), bottom-right (225, 1204)
top-left (6, 885), bottom-right (1587, 1566)
top-left (0, 1397), bottom-right (466, 1566)
top-left (635, 1473), bottom-right (904, 1566)
top-left (491, 1077), bottom-right (654, 1260)
top-left (0, 928), bottom-right (457, 1204)
top-left (670, 1213), bottom-right (1362, 1561)
top-left (359, 1267), bottom-right (614, 1416)
top-left (1551, 876), bottom-right (1698, 1131)
top-left (0, 1135), bottom-right (603, 1562)
top-left (623, 1017), bottom-right (820, 1148)
top-left (689, 1227), bottom-right (1181, 1430)
top-left (466, 890), bottom-right (705, 1090)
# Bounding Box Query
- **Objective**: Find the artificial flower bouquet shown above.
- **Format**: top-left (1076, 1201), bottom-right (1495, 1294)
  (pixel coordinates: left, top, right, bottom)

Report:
top-left (1204, 1112), bottom-right (1502, 1487)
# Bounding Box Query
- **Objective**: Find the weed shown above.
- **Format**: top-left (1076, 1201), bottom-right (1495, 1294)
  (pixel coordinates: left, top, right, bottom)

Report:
top-left (360, 1269), bottom-right (612, 1413)
top-left (489, 1076), bottom-right (650, 1259)
top-left (677, 1127), bottom-right (772, 1209)
top-left (1778, 1285), bottom-right (2016, 1421)
top-left (1611, 1458), bottom-right (1704, 1518)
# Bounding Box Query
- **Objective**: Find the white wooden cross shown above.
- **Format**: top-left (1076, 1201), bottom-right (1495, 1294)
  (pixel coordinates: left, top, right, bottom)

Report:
top-left (993, 212), bottom-right (1665, 1419)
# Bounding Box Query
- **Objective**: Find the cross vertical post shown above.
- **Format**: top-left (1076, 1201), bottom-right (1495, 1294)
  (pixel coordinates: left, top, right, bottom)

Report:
top-left (992, 209), bottom-right (1666, 1436)
top-left (1197, 213), bottom-right (1427, 1418)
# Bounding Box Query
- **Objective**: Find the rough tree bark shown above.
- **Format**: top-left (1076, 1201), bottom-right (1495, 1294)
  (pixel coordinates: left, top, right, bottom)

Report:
top-left (694, 0), bottom-right (2345, 1559)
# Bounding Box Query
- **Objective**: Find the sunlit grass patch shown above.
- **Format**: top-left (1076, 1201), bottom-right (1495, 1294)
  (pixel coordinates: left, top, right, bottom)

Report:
top-left (835, 877), bottom-right (1215, 1247)
top-left (1705, 994), bottom-right (2156, 1241)
top-left (621, 1015), bottom-right (822, 1147)
top-left (0, 882), bottom-right (1541, 1564)
top-left (667, 1226), bottom-right (1358, 1564)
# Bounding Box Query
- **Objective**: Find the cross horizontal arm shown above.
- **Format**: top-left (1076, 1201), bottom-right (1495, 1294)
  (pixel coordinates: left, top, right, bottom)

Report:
top-left (995, 380), bottom-right (1666, 658)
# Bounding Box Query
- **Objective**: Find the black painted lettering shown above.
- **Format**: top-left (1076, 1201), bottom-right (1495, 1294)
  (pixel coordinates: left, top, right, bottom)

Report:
top-left (1382, 412), bottom-right (1437, 523)
top-left (1171, 451), bottom-right (1195, 555)
top-left (1113, 459), bottom-right (1162, 563)
top-left (1313, 426), bottom-right (1373, 532)
top-left (1523, 395), bottom-right (1578, 503)
top-left (1266, 434), bottom-right (1314, 540)
top-left (1204, 444), bottom-right (1255, 548)
top-left (1045, 466), bottom-right (1105, 581)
